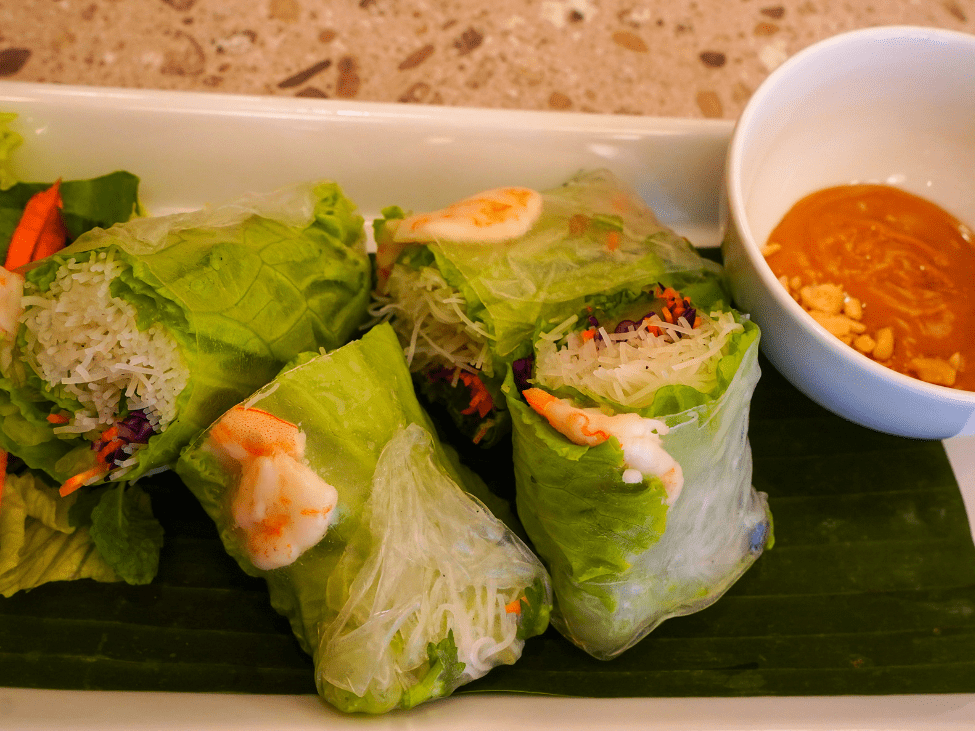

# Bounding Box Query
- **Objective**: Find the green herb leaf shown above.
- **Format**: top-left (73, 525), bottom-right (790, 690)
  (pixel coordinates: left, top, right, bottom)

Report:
top-left (89, 484), bottom-right (164, 586)
top-left (403, 631), bottom-right (467, 709)
top-left (0, 112), bottom-right (22, 191)
top-left (517, 578), bottom-right (553, 641)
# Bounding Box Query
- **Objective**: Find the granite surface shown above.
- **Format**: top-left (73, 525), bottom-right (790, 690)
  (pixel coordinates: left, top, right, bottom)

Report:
top-left (1, 0), bottom-right (973, 120)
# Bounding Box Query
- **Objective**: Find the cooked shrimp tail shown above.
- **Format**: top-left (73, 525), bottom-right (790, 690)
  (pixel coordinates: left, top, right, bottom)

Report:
top-left (522, 387), bottom-right (684, 504)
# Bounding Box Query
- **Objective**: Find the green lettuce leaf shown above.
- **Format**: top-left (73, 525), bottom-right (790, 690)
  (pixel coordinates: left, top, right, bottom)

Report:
top-left (0, 472), bottom-right (119, 597)
top-left (0, 113), bottom-right (140, 251)
top-left (88, 483), bottom-right (164, 586)
top-left (505, 367), bottom-right (670, 601)
top-left (516, 577), bottom-right (553, 641)
top-left (0, 112), bottom-right (22, 191)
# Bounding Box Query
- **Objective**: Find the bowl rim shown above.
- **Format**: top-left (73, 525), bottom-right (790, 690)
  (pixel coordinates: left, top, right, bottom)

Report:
top-left (725, 24), bottom-right (975, 407)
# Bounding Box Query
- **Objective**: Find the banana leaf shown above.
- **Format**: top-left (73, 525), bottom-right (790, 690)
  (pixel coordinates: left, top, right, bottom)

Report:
top-left (0, 354), bottom-right (974, 696)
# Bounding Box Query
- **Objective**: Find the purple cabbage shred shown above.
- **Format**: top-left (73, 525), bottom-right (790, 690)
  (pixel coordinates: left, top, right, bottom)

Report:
top-left (614, 319), bottom-right (638, 334)
top-left (512, 357), bottom-right (534, 392)
top-left (117, 410), bottom-right (154, 444)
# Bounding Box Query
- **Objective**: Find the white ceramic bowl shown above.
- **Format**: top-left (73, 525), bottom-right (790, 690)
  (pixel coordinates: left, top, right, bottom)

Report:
top-left (722, 25), bottom-right (975, 440)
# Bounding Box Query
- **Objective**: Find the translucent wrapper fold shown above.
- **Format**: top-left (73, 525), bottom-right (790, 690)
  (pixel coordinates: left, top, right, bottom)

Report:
top-left (504, 294), bottom-right (771, 660)
top-left (175, 324), bottom-right (552, 714)
top-left (0, 180), bottom-right (371, 484)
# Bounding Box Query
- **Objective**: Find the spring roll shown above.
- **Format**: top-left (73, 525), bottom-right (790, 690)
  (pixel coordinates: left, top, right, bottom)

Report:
top-left (175, 323), bottom-right (552, 714)
top-left (503, 277), bottom-right (772, 660)
top-left (0, 181), bottom-right (371, 491)
top-left (372, 169), bottom-right (715, 446)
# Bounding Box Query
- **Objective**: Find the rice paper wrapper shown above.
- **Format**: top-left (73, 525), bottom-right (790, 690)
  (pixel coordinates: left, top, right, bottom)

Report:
top-left (175, 324), bottom-right (552, 714)
top-left (504, 331), bottom-right (771, 660)
top-left (0, 181), bottom-right (371, 483)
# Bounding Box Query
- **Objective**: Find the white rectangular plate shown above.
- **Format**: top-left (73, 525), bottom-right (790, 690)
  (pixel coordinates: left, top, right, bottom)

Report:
top-left (0, 80), bottom-right (973, 731)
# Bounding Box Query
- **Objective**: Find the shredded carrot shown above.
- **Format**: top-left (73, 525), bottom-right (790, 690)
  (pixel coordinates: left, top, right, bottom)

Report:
top-left (581, 328), bottom-right (597, 342)
top-left (658, 286), bottom-right (680, 302)
top-left (46, 412), bottom-right (70, 424)
top-left (59, 464), bottom-right (109, 497)
top-left (4, 180), bottom-right (68, 270)
top-left (30, 208), bottom-right (68, 261)
top-left (611, 193), bottom-right (629, 214)
top-left (458, 372), bottom-right (494, 418)
top-left (504, 598), bottom-right (522, 614)
top-left (97, 438), bottom-right (125, 463)
top-left (604, 230), bottom-right (621, 252)
top-left (59, 421), bottom-right (129, 498)
top-left (471, 419), bottom-right (493, 445)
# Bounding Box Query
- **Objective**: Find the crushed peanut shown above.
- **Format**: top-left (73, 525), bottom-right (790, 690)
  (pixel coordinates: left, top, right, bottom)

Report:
top-left (765, 250), bottom-right (967, 387)
top-left (843, 297), bottom-right (863, 320)
top-left (854, 334), bottom-right (876, 354)
top-left (907, 357), bottom-right (957, 387)
top-left (800, 283), bottom-right (845, 315)
top-left (873, 327), bottom-right (894, 362)
top-left (766, 256), bottom-right (907, 368)
top-left (808, 311), bottom-right (866, 340)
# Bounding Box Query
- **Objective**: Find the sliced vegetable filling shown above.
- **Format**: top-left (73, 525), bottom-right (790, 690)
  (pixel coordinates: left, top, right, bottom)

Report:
top-left (533, 284), bottom-right (744, 409)
top-left (18, 250), bottom-right (188, 486)
top-left (372, 262), bottom-right (501, 444)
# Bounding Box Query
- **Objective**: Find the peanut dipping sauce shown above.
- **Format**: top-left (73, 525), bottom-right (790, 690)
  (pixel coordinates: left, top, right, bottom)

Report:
top-left (763, 184), bottom-right (975, 391)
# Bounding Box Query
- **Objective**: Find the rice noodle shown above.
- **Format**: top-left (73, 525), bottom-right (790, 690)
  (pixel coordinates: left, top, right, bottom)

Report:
top-left (369, 264), bottom-right (493, 374)
top-left (534, 310), bottom-right (743, 408)
top-left (21, 250), bottom-right (189, 435)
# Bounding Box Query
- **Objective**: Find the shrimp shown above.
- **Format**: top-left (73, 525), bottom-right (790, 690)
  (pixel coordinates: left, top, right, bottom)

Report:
top-left (206, 405), bottom-right (338, 571)
top-left (376, 186), bottom-right (544, 293)
top-left (395, 187), bottom-right (543, 244)
top-left (0, 266), bottom-right (24, 341)
top-left (208, 404), bottom-right (305, 462)
top-left (522, 387), bottom-right (684, 504)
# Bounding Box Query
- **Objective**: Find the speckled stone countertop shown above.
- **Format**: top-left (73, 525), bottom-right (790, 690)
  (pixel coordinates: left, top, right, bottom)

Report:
top-left (1, 0), bottom-right (973, 119)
